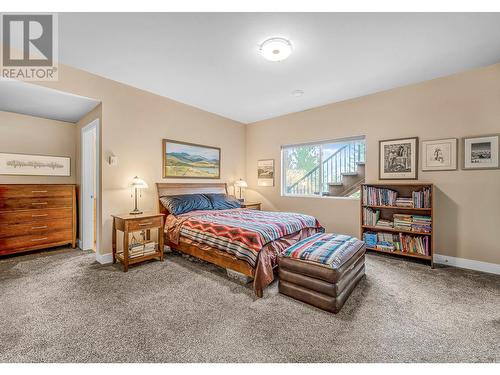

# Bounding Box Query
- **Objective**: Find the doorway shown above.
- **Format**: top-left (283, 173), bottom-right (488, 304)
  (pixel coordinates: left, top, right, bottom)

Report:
top-left (81, 119), bottom-right (99, 252)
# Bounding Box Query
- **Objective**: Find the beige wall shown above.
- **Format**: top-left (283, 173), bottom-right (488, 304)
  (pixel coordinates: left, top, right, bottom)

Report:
top-left (246, 63), bottom-right (500, 265)
top-left (37, 65), bottom-right (246, 255)
top-left (0, 111), bottom-right (76, 184)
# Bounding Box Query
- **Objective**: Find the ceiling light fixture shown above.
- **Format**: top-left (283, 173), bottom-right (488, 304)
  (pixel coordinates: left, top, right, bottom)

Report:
top-left (291, 89), bottom-right (304, 97)
top-left (259, 37), bottom-right (293, 62)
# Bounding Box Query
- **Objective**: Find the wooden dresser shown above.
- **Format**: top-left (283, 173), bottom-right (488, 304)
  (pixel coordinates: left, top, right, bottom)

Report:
top-left (0, 184), bottom-right (77, 256)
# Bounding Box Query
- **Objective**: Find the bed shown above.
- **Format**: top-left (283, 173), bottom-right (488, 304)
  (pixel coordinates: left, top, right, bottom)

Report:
top-left (156, 183), bottom-right (323, 297)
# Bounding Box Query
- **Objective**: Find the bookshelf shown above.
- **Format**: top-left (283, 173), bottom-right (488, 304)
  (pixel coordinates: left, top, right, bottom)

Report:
top-left (360, 183), bottom-right (434, 267)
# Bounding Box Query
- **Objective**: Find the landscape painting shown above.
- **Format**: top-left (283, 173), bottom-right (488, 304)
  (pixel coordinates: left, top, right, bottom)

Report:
top-left (163, 139), bottom-right (220, 178)
top-left (0, 152), bottom-right (71, 176)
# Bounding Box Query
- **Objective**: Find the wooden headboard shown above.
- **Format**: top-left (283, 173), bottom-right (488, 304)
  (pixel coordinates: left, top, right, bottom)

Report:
top-left (156, 182), bottom-right (228, 215)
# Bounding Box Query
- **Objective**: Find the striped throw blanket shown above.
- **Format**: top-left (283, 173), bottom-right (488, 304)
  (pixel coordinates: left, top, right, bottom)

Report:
top-left (281, 233), bottom-right (364, 268)
top-left (179, 209), bottom-right (322, 267)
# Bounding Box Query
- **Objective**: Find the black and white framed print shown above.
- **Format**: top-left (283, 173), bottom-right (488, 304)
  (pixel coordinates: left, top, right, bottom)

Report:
top-left (421, 138), bottom-right (458, 171)
top-left (462, 134), bottom-right (499, 170)
top-left (379, 137), bottom-right (418, 180)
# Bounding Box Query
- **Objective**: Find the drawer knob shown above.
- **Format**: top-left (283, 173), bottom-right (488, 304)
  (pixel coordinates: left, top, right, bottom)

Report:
top-left (32, 214), bottom-right (48, 217)
top-left (32, 202), bottom-right (48, 205)
top-left (31, 237), bottom-right (48, 242)
top-left (32, 190), bottom-right (48, 193)
top-left (139, 222), bottom-right (153, 226)
top-left (31, 226), bottom-right (48, 230)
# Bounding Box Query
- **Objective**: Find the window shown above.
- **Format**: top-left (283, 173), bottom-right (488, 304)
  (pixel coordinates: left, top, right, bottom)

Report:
top-left (282, 137), bottom-right (366, 198)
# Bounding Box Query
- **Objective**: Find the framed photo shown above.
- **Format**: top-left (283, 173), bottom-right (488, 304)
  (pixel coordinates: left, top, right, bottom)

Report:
top-left (257, 159), bottom-right (274, 187)
top-left (0, 152), bottom-right (70, 176)
top-left (421, 138), bottom-right (458, 171)
top-left (379, 137), bottom-right (418, 180)
top-left (462, 134), bottom-right (499, 170)
top-left (162, 139), bottom-right (220, 179)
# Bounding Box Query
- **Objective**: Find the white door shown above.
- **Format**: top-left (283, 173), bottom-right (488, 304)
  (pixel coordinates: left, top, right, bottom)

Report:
top-left (81, 120), bottom-right (98, 251)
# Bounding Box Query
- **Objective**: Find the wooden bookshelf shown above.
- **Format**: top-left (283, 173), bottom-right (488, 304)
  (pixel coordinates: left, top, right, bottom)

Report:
top-left (360, 183), bottom-right (434, 267)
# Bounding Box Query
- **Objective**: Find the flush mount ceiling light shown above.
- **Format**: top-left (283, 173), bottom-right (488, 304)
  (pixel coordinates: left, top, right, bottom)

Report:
top-left (259, 37), bottom-right (293, 62)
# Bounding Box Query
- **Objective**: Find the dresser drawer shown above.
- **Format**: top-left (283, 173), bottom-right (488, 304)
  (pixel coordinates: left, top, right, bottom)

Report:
top-left (0, 229), bottom-right (73, 253)
top-left (0, 197), bottom-right (72, 212)
top-left (127, 216), bottom-right (163, 231)
top-left (0, 218), bottom-right (72, 239)
top-left (0, 208), bottom-right (73, 225)
top-left (0, 185), bottom-right (73, 199)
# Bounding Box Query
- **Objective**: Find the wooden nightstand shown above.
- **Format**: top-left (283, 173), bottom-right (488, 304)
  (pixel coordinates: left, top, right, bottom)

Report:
top-left (111, 212), bottom-right (165, 272)
top-left (240, 202), bottom-right (261, 210)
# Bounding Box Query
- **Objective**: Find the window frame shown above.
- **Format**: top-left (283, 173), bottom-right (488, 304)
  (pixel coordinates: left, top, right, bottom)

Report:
top-left (280, 135), bottom-right (366, 199)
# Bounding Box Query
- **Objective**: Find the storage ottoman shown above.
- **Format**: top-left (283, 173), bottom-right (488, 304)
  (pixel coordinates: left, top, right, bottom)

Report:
top-left (278, 233), bottom-right (365, 313)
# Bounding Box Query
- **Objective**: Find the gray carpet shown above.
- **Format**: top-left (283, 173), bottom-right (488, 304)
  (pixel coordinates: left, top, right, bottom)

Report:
top-left (0, 248), bottom-right (498, 363)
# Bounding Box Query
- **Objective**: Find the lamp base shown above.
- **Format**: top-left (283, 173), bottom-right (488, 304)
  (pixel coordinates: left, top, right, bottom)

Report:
top-left (129, 208), bottom-right (143, 215)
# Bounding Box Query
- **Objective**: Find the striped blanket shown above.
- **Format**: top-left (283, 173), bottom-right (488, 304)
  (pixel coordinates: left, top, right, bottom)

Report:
top-left (281, 233), bottom-right (364, 268)
top-left (177, 209), bottom-right (322, 267)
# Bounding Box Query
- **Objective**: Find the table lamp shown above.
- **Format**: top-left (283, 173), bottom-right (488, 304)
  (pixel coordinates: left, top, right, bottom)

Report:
top-left (129, 176), bottom-right (148, 215)
top-left (234, 179), bottom-right (248, 202)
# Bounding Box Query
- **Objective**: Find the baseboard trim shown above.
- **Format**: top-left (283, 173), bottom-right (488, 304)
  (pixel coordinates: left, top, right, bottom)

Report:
top-left (96, 252), bottom-right (113, 265)
top-left (433, 254), bottom-right (500, 275)
top-left (77, 239), bottom-right (83, 250)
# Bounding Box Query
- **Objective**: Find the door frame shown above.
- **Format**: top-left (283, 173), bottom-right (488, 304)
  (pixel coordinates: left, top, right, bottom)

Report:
top-left (81, 119), bottom-right (100, 257)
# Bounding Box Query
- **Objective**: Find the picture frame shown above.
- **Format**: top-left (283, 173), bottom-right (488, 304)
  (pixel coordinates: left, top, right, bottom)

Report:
top-left (0, 152), bottom-right (71, 177)
top-left (421, 138), bottom-right (458, 171)
top-left (379, 137), bottom-right (418, 180)
top-left (462, 134), bottom-right (499, 170)
top-left (162, 139), bottom-right (221, 179)
top-left (257, 159), bottom-right (275, 187)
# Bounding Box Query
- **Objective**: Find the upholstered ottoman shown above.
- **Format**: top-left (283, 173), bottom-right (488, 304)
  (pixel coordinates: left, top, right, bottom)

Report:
top-left (278, 233), bottom-right (365, 313)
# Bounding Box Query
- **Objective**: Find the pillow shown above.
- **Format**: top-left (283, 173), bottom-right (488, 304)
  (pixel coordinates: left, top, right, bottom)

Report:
top-left (204, 193), bottom-right (241, 210)
top-left (160, 194), bottom-right (212, 216)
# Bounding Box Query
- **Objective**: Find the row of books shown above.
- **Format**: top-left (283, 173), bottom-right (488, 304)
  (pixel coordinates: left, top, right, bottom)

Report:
top-left (412, 188), bottom-right (432, 208)
top-left (362, 186), bottom-right (432, 208)
top-left (393, 214), bottom-right (432, 233)
top-left (362, 207), bottom-right (380, 226)
top-left (363, 209), bottom-right (432, 233)
top-left (363, 231), bottom-right (430, 256)
top-left (362, 186), bottom-right (398, 206)
top-left (128, 241), bottom-right (157, 259)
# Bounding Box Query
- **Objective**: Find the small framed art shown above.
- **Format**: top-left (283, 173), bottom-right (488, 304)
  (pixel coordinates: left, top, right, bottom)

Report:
top-left (379, 137), bottom-right (418, 180)
top-left (462, 134), bottom-right (499, 170)
top-left (421, 138), bottom-right (458, 171)
top-left (257, 159), bottom-right (274, 186)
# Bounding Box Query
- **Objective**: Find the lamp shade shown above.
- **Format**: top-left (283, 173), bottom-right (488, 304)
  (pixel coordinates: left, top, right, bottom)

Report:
top-left (234, 179), bottom-right (248, 188)
top-left (129, 176), bottom-right (148, 189)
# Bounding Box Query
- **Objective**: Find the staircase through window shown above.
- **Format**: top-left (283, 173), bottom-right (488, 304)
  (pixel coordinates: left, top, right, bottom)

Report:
top-left (282, 137), bottom-right (366, 197)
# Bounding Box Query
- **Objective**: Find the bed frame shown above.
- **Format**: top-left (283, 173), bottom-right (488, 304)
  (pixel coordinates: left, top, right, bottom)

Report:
top-left (156, 182), bottom-right (263, 297)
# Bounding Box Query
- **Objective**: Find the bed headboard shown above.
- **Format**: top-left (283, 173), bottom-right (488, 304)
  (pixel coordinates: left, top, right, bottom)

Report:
top-left (156, 182), bottom-right (228, 215)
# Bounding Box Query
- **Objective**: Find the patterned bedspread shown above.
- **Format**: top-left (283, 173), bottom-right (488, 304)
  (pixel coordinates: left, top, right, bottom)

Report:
top-left (173, 209), bottom-right (322, 267)
top-left (281, 233), bottom-right (364, 268)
